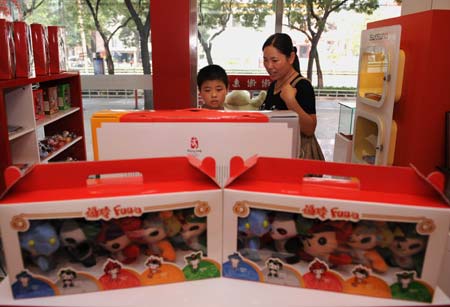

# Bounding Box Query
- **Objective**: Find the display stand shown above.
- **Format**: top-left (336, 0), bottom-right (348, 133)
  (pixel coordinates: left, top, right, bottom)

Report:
top-left (352, 25), bottom-right (404, 166)
top-left (367, 10), bottom-right (450, 175)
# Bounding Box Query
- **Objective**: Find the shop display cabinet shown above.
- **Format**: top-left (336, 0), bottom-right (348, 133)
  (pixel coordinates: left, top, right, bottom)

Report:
top-left (367, 10), bottom-right (450, 175)
top-left (0, 72), bottom-right (86, 194)
top-left (352, 25), bottom-right (405, 166)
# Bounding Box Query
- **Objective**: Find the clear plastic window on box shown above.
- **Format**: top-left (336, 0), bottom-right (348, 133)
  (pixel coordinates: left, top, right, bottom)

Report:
top-left (227, 206), bottom-right (433, 303)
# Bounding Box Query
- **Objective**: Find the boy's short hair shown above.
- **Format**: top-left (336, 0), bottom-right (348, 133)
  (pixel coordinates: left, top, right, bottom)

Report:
top-left (197, 64), bottom-right (229, 89)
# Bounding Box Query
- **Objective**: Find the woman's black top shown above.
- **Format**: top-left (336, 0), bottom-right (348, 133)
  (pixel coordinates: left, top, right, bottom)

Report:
top-left (260, 75), bottom-right (316, 114)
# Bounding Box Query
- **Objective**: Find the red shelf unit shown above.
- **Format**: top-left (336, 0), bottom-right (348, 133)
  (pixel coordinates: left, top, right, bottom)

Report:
top-left (0, 72), bottom-right (86, 194)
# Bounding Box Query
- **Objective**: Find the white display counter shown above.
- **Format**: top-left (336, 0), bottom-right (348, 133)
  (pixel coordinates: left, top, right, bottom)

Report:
top-left (0, 277), bottom-right (449, 307)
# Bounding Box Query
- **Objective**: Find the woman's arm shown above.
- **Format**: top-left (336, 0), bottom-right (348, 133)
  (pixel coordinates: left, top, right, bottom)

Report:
top-left (280, 83), bottom-right (317, 136)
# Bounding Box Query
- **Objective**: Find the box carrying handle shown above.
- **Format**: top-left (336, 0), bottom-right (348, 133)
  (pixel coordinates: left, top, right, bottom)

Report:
top-left (230, 156), bottom-right (442, 197)
top-left (4, 157), bottom-right (216, 192)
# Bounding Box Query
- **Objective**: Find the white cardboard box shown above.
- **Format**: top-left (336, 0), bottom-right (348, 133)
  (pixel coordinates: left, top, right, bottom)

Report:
top-left (0, 156), bottom-right (222, 299)
top-left (223, 156), bottom-right (450, 303)
top-left (94, 109), bottom-right (299, 186)
top-left (333, 132), bottom-right (353, 163)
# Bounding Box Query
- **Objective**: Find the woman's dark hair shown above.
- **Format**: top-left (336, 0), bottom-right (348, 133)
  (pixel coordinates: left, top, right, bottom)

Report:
top-left (197, 64), bottom-right (229, 89)
top-left (263, 33), bottom-right (301, 74)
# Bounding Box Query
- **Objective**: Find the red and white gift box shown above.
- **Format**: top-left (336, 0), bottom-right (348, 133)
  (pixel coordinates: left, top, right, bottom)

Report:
top-left (222, 156), bottom-right (450, 304)
top-left (13, 21), bottom-right (34, 78)
top-left (47, 26), bottom-right (67, 74)
top-left (30, 23), bottom-right (49, 76)
top-left (0, 157), bottom-right (222, 299)
top-left (0, 19), bottom-right (15, 80)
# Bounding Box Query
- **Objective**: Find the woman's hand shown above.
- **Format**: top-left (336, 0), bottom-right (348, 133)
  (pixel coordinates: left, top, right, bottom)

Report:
top-left (280, 83), bottom-right (298, 110)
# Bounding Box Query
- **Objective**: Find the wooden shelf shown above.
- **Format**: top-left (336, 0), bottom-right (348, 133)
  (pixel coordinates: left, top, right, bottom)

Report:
top-left (8, 127), bottom-right (34, 141)
top-left (36, 107), bottom-right (80, 128)
top-left (40, 136), bottom-right (83, 163)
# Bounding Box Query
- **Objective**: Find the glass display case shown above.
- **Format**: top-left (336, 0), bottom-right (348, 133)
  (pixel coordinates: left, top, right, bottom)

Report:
top-left (333, 102), bottom-right (356, 163)
top-left (337, 101), bottom-right (356, 135)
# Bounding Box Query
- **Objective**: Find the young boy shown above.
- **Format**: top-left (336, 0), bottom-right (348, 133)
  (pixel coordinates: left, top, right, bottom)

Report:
top-left (197, 64), bottom-right (228, 110)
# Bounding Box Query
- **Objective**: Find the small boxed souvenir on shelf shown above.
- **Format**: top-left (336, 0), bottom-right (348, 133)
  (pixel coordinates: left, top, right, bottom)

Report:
top-left (43, 86), bottom-right (58, 115)
top-left (33, 88), bottom-right (45, 120)
top-left (47, 26), bottom-right (67, 74)
top-left (0, 157), bottom-right (222, 299)
top-left (13, 21), bottom-right (35, 78)
top-left (57, 83), bottom-right (71, 110)
top-left (0, 19), bottom-right (15, 80)
top-left (30, 23), bottom-right (49, 76)
top-left (222, 156), bottom-right (450, 304)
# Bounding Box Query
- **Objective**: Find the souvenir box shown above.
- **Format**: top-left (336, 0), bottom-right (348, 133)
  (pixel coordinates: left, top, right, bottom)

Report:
top-left (30, 23), bottom-right (49, 76)
top-left (13, 21), bottom-right (34, 78)
top-left (57, 83), bottom-right (71, 110)
top-left (222, 156), bottom-right (450, 303)
top-left (92, 109), bottom-right (298, 186)
top-left (0, 19), bottom-right (15, 80)
top-left (47, 26), bottom-right (67, 74)
top-left (43, 86), bottom-right (58, 115)
top-left (0, 156), bottom-right (222, 299)
top-left (32, 88), bottom-right (45, 120)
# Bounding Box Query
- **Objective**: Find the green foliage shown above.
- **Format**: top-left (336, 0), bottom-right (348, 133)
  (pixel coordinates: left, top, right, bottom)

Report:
top-left (22, 0), bottom-right (136, 50)
top-left (198, 0), bottom-right (272, 64)
top-left (17, 0), bottom-right (46, 20)
top-left (119, 26), bottom-right (138, 48)
top-left (348, 0), bottom-right (379, 14)
top-left (21, 0), bottom-right (62, 25)
top-left (284, 0), bottom-right (380, 87)
top-left (285, 0), bottom-right (380, 37)
top-left (232, 0), bottom-right (272, 28)
top-left (284, 1), bottom-right (308, 33)
top-left (21, 0), bottom-right (93, 49)
top-left (83, 0), bottom-right (132, 39)
top-left (198, 0), bottom-right (233, 43)
top-left (62, 3), bottom-right (93, 49)
top-left (19, 0), bottom-right (150, 77)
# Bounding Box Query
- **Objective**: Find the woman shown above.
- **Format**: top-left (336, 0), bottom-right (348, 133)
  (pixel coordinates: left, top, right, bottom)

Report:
top-left (260, 33), bottom-right (324, 160)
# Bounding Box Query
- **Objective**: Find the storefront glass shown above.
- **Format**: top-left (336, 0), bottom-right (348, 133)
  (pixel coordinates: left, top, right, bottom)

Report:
top-left (6, 0), bottom-right (151, 76)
